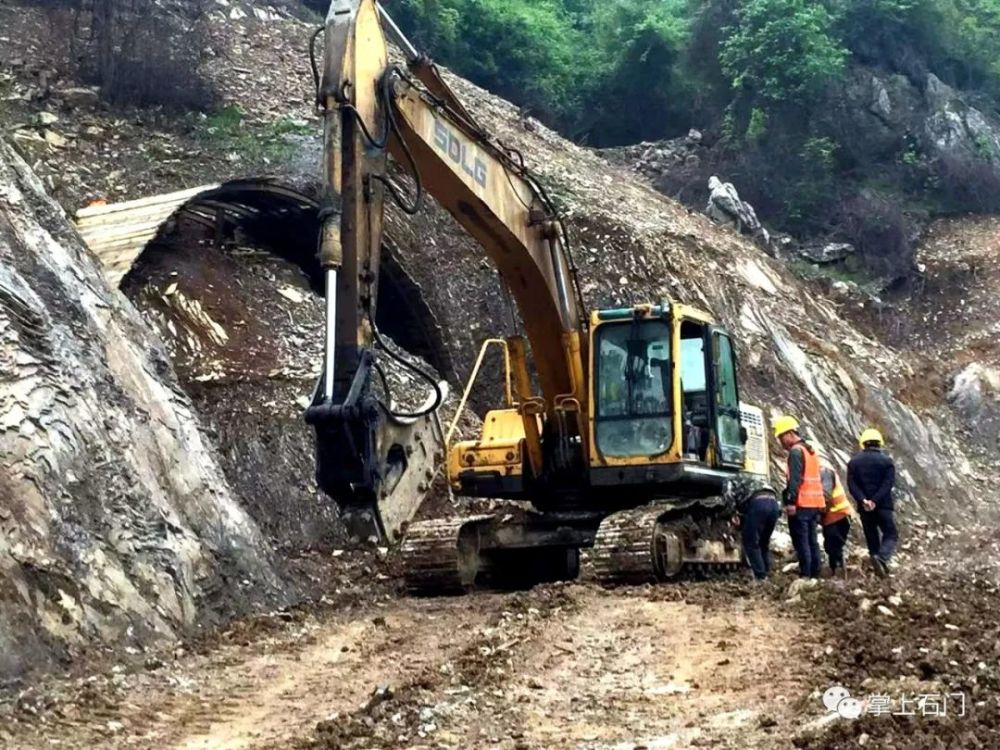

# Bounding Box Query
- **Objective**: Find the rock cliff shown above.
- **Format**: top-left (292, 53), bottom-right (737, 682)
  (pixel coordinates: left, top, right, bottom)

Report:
top-left (0, 141), bottom-right (281, 678)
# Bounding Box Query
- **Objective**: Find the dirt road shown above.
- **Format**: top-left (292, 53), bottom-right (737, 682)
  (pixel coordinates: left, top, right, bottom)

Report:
top-left (2, 581), bottom-right (817, 750)
top-left (8, 533), bottom-right (1000, 750)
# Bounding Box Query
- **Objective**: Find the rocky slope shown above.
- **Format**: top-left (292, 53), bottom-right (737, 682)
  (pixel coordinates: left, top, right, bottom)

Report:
top-left (604, 61), bottom-right (1000, 283)
top-left (0, 140), bottom-right (283, 679)
top-left (389, 66), bottom-right (997, 524)
top-left (872, 215), bottom-right (1000, 456)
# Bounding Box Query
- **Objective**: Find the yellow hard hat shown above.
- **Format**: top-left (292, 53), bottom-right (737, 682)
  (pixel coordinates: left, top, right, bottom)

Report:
top-left (859, 428), bottom-right (884, 447)
top-left (772, 415), bottom-right (800, 439)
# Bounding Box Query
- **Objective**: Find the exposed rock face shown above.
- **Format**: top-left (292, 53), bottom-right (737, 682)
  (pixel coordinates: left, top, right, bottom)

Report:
top-left (924, 74), bottom-right (1000, 165)
top-left (0, 140), bottom-right (280, 678)
top-left (825, 66), bottom-right (1000, 169)
top-left (873, 215), bottom-right (1000, 463)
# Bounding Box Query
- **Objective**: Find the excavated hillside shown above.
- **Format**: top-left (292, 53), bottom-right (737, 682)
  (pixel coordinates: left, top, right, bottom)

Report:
top-left (0, 140), bottom-right (283, 679)
top-left (3, 0), bottom-right (993, 521)
top-left (4, 3), bottom-right (1000, 748)
top-left (388, 69), bottom-right (998, 525)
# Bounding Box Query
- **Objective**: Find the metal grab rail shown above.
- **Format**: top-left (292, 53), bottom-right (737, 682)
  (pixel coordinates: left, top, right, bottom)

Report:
top-left (444, 338), bottom-right (514, 452)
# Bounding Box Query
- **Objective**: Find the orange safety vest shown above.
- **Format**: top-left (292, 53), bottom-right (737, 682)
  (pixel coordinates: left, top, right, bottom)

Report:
top-left (786, 442), bottom-right (826, 510)
top-left (820, 464), bottom-right (851, 525)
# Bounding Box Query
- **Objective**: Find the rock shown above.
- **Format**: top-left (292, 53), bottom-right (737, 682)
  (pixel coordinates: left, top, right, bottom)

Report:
top-left (0, 140), bottom-right (280, 679)
top-left (924, 73), bottom-right (1000, 166)
top-left (871, 76), bottom-right (892, 121)
top-left (706, 176), bottom-right (758, 231)
top-left (830, 280), bottom-right (854, 300)
top-left (42, 129), bottom-right (68, 148)
top-left (947, 363), bottom-right (1000, 443)
top-left (705, 176), bottom-right (773, 251)
top-left (786, 578), bottom-right (819, 601)
top-left (948, 363), bottom-right (1000, 416)
top-left (54, 87), bottom-right (100, 107)
top-left (797, 242), bottom-right (855, 264)
top-left (35, 111), bottom-right (59, 127)
top-left (877, 605), bottom-right (895, 617)
top-left (144, 656), bottom-right (164, 670)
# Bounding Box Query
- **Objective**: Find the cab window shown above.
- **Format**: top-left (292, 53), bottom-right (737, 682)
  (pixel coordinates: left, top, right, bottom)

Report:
top-left (595, 320), bottom-right (673, 457)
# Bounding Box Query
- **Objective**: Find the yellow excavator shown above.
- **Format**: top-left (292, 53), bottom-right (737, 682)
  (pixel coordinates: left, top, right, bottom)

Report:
top-left (305, 0), bottom-right (769, 592)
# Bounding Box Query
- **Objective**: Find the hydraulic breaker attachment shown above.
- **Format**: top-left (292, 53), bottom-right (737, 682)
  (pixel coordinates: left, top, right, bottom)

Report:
top-left (306, 350), bottom-right (447, 543)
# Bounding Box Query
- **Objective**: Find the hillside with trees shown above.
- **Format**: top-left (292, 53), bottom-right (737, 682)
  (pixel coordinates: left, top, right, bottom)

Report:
top-left (387, 0), bottom-right (1000, 277)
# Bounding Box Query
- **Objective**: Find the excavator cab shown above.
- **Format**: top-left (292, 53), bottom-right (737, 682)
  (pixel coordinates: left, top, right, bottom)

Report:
top-left (450, 301), bottom-right (757, 505)
top-left (589, 302), bottom-right (746, 478)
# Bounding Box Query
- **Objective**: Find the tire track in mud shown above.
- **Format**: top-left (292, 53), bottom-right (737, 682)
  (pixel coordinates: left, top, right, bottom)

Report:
top-left (5, 582), bottom-right (813, 750)
top-left (161, 598), bottom-right (504, 750)
top-left (2, 598), bottom-right (497, 750)
top-left (301, 583), bottom-right (811, 750)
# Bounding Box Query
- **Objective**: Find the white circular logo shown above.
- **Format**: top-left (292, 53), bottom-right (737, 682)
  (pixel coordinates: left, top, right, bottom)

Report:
top-left (823, 685), bottom-right (851, 712)
top-left (837, 697), bottom-right (864, 720)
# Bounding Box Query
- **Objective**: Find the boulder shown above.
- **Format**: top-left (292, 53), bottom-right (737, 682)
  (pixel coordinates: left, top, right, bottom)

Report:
top-left (948, 363), bottom-right (1000, 419)
top-left (706, 176), bottom-right (770, 247)
top-left (923, 74), bottom-right (1000, 165)
top-left (53, 87), bottom-right (100, 108)
top-left (797, 242), bottom-right (855, 264)
top-left (707, 176), bottom-right (759, 231)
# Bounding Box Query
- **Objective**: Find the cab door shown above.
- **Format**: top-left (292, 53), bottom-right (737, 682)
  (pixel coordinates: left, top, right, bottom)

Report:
top-left (707, 327), bottom-right (746, 468)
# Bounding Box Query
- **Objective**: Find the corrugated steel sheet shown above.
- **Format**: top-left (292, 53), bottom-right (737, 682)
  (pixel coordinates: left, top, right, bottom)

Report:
top-left (74, 180), bottom-right (319, 287)
top-left (75, 184), bottom-right (220, 286)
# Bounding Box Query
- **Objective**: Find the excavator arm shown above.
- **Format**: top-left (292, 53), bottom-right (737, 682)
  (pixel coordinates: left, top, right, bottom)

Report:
top-left (306, 0), bottom-right (586, 542)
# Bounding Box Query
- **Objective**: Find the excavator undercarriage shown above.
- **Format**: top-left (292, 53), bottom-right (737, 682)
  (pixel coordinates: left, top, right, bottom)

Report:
top-left (400, 494), bottom-right (744, 595)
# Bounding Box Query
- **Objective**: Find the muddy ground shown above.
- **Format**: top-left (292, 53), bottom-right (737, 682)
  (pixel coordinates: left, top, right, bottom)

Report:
top-left (3, 527), bottom-right (997, 750)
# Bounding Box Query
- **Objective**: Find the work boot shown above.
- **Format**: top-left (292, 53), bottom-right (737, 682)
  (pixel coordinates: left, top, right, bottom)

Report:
top-left (872, 556), bottom-right (888, 578)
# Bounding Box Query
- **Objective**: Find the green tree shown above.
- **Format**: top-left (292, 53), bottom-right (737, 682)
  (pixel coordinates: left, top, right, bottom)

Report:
top-left (391, 0), bottom-right (592, 125)
top-left (580, 0), bottom-right (693, 143)
top-left (928, 0), bottom-right (1000, 88)
top-left (719, 0), bottom-right (848, 103)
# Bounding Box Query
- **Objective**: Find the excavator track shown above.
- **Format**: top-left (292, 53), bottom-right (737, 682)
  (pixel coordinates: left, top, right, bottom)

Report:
top-left (588, 500), bottom-right (742, 585)
top-left (587, 507), bottom-right (670, 584)
top-left (399, 515), bottom-right (494, 594)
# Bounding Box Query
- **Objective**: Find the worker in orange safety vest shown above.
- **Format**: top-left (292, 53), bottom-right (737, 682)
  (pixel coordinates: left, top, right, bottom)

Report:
top-left (774, 415), bottom-right (825, 579)
top-left (820, 459), bottom-right (852, 578)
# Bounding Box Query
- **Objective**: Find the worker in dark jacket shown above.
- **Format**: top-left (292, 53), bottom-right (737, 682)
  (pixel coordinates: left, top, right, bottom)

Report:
top-left (847, 428), bottom-right (897, 577)
top-left (726, 474), bottom-right (781, 580)
top-left (774, 415), bottom-right (825, 578)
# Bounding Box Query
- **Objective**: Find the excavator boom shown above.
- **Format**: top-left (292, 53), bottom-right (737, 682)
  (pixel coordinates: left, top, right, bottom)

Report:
top-left (306, 0), bottom-right (585, 542)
